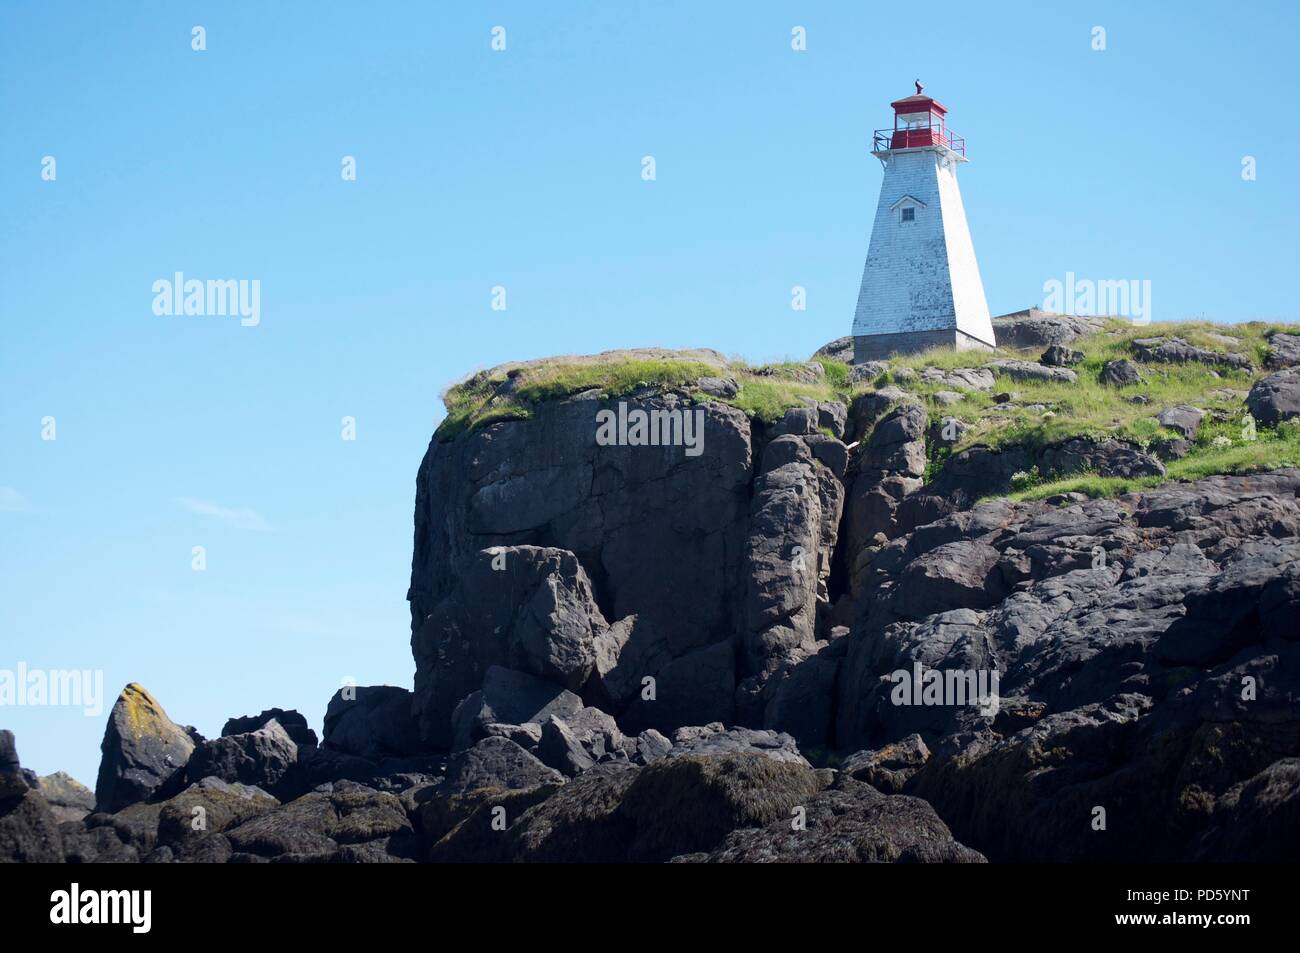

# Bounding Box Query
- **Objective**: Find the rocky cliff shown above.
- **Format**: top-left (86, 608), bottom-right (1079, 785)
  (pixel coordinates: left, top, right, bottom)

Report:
top-left (4, 316), bottom-right (1300, 863)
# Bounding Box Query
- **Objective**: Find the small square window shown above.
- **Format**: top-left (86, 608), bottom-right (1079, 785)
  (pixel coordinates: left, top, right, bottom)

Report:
top-left (900, 207), bottom-right (915, 222)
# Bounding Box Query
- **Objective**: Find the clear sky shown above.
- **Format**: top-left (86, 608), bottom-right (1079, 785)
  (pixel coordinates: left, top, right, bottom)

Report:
top-left (3, 1), bottom-right (1298, 787)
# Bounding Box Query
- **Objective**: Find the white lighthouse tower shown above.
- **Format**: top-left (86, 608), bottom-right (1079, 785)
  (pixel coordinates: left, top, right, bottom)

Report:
top-left (852, 83), bottom-right (996, 362)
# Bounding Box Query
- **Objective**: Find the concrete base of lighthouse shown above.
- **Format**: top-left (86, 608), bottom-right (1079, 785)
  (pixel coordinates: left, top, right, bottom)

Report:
top-left (853, 328), bottom-right (994, 363)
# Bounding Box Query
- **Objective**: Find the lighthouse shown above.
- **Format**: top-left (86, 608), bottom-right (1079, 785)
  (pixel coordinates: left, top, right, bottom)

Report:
top-left (851, 83), bottom-right (996, 362)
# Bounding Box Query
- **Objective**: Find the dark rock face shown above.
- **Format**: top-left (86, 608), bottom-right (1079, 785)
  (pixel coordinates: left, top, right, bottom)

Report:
top-left (588, 614), bottom-right (672, 711)
top-left (1192, 758), bottom-right (1300, 862)
top-left (897, 446), bottom-right (1032, 528)
top-left (739, 423), bottom-right (846, 728)
top-left (0, 733), bottom-right (64, 863)
top-left (1246, 367), bottom-right (1300, 426)
top-left (897, 436), bottom-right (1163, 530)
top-left (94, 684), bottom-right (197, 813)
top-left (623, 640), bottom-right (736, 732)
top-left (841, 404), bottom-right (927, 598)
top-left (409, 393), bottom-right (752, 682)
top-left (411, 386), bottom-right (854, 751)
top-left (1131, 336), bottom-right (1254, 371)
top-left (837, 469), bottom-right (1300, 861)
top-left (0, 731), bottom-right (28, 800)
top-left (24, 339), bottom-right (1300, 865)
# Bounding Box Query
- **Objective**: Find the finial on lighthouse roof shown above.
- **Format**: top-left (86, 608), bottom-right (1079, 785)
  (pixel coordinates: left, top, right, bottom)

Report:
top-left (915, 79), bottom-right (924, 95)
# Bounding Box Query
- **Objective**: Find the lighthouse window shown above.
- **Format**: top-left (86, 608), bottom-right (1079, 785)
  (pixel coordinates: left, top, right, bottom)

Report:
top-left (900, 206), bottom-right (915, 222)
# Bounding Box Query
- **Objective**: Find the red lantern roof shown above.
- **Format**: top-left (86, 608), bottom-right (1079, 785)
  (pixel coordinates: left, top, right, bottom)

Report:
top-left (891, 81), bottom-right (947, 116)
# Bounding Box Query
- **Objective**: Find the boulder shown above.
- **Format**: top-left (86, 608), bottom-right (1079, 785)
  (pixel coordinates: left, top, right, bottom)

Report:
top-left (1131, 336), bottom-right (1253, 371)
top-left (634, 729), bottom-right (673, 764)
top-left (0, 730), bottom-right (28, 800)
top-left (666, 725), bottom-right (809, 765)
top-left (696, 376), bottom-right (739, 398)
top-left (442, 736), bottom-right (567, 795)
top-left (185, 719), bottom-right (301, 800)
top-left (451, 666), bottom-right (583, 752)
top-left (94, 683), bottom-right (197, 813)
top-left (323, 685), bottom-right (422, 759)
top-left (861, 403), bottom-right (927, 477)
top-left (918, 366), bottom-right (995, 391)
top-left (0, 788), bottom-right (63, 863)
top-left (1265, 332), bottom-right (1300, 370)
top-left (813, 336), bottom-right (855, 363)
top-left (223, 708), bottom-right (318, 748)
top-left (988, 359), bottom-right (1077, 384)
top-left (845, 386), bottom-right (913, 442)
top-left (841, 734), bottom-right (931, 794)
top-left (0, 732), bottom-right (65, 863)
top-left (990, 310), bottom-right (1104, 349)
top-left (1099, 359), bottom-right (1143, 386)
top-left (1246, 367), bottom-right (1300, 426)
top-left (847, 360), bottom-right (890, 384)
top-left (223, 786), bottom-right (415, 862)
top-left (36, 772), bottom-right (96, 823)
top-left (489, 763), bottom-right (641, 863)
top-left (80, 777), bottom-right (283, 861)
top-left (535, 707), bottom-right (627, 776)
top-left (674, 775), bottom-right (985, 863)
top-left (768, 406), bottom-right (818, 438)
top-left (1040, 345), bottom-right (1083, 367)
top-left (412, 545), bottom-right (609, 746)
top-left (1156, 404), bottom-right (1206, 440)
top-left (1039, 437), bottom-right (1165, 480)
top-left (620, 752), bottom-right (824, 862)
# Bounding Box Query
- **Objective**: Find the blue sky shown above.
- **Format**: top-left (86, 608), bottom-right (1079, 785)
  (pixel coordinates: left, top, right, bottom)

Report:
top-left (2, 1), bottom-right (1297, 786)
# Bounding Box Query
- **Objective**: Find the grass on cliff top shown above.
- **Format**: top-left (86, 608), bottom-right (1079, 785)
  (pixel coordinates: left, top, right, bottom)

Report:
top-left (439, 358), bottom-right (723, 438)
top-left (437, 355), bottom-right (855, 439)
top-left (998, 420), bottom-right (1300, 502)
top-left (437, 320), bottom-right (1299, 497)
top-left (886, 319), bottom-right (1290, 457)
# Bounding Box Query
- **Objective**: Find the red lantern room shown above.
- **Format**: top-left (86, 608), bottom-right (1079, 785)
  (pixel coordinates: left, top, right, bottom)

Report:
top-left (873, 81), bottom-right (966, 158)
